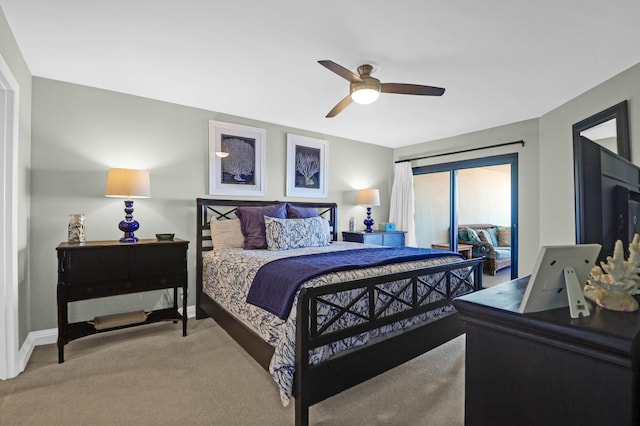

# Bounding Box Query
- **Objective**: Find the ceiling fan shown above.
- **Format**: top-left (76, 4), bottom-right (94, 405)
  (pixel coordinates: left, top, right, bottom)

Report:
top-left (318, 60), bottom-right (445, 118)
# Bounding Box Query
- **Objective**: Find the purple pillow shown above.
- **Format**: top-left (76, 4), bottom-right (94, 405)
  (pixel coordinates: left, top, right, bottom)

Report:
top-left (235, 204), bottom-right (287, 249)
top-left (286, 204), bottom-right (319, 219)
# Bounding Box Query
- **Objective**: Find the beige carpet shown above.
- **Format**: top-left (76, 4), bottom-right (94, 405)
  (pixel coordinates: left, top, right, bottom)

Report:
top-left (482, 267), bottom-right (512, 288)
top-left (0, 319), bottom-right (465, 425)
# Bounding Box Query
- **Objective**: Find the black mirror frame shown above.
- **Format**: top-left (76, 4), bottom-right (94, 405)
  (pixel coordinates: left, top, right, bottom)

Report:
top-left (572, 100), bottom-right (630, 161)
top-left (573, 100), bottom-right (631, 244)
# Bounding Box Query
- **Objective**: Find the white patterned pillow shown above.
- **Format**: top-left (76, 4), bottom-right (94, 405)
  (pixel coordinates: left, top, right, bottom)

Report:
top-left (264, 216), bottom-right (330, 251)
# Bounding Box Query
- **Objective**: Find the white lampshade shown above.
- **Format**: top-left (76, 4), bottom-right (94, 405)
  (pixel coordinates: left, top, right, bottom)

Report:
top-left (105, 168), bottom-right (152, 199)
top-left (351, 88), bottom-right (380, 105)
top-left (357, 189), bottom-right (380, 206)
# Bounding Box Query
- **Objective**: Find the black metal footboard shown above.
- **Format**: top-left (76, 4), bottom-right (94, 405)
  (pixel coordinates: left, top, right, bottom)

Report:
top-left (293, 257), bottom-right (484, 426)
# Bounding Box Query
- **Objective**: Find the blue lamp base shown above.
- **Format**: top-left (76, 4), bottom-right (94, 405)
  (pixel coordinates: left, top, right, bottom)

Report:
top-left (363, 207), bottom-right (375, 233)
top-left (119, 199), bottom-right (140, 243)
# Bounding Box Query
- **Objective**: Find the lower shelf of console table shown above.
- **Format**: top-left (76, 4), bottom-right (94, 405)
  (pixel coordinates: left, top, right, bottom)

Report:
top-left (64, 307), bottom-right (184, 342)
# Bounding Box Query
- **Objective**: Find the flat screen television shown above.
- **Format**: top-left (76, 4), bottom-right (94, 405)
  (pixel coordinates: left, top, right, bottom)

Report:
top-left (519, 244), bottom-right (601, 318)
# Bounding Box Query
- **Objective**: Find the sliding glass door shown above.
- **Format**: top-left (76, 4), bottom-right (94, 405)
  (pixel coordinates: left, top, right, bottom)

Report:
top-left (413, 171), bottom-right (451, 249)
top-left (413, 154), bottom-right (518, 280)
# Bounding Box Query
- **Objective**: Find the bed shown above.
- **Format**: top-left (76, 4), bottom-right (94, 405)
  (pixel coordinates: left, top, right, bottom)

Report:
top-left (195, 198), bottom-right (484, 425)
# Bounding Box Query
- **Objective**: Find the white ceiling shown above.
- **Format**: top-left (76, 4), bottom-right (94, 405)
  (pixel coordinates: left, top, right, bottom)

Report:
top-left (2, 0), bottom-right (640, 148)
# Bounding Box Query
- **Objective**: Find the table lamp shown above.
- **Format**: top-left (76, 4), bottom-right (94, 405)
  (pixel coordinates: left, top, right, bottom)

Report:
top-left (105, 168), bottom-right (151, 243)
top-left (357, 188), bottom-right (380, 233)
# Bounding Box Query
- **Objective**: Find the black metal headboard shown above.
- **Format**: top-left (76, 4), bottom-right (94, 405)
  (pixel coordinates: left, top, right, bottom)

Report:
top-left (195, 198), bottom-right (338, 309)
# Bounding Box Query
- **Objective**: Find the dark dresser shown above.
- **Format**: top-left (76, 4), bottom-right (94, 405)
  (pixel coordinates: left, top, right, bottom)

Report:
top-left (453, 277), bottom-right (640, 425)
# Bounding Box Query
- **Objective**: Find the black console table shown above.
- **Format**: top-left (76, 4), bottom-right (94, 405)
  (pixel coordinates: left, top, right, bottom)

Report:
top-left (453, 277), bottom-right (640, 425)
top-left (56, 238), bottom-right (189, 363)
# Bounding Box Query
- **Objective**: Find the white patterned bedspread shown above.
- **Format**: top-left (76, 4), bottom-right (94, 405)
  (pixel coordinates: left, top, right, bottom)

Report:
top-left (202, 242), bottom-right (468, 405)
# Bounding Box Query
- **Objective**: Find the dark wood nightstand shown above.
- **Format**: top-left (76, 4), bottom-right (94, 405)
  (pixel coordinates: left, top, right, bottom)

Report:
top-left (342, 231), bottom-right (406, 247)
top-left (56, 238), bottom-right (189, 363)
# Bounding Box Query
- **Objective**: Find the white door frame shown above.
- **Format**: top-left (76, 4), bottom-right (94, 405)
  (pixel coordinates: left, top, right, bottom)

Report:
top-left (0, 52), bottom-right (20, 380)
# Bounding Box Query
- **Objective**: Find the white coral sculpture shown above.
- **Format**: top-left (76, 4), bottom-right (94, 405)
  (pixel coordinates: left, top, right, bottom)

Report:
top-left (584, 234), bottom-right (640, 312)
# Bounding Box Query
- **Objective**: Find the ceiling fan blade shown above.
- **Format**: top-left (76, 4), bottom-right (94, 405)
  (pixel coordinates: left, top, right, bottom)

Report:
top-left (318, 60), bottom-right (363, 83)
top-left (381, 83), bottom-right (445, 96)
top-left (326, 95), bottom-right (353, 118)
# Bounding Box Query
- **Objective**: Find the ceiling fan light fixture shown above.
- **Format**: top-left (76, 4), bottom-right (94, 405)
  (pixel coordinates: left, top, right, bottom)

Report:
top-left (351, 87), bottom-right (380, 104)
top-left (319, 60), bottom-right (445, 117)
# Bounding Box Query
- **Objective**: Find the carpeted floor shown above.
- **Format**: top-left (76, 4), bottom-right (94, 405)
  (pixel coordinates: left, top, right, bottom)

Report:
top-left (0, 319), bottom-right (465, 425)
top-left (482, 267), bottom-right (512, 288)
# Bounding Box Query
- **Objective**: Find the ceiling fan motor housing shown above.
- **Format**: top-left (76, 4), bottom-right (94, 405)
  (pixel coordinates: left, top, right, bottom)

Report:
top-left (350, 65), bottom-right (381, 104)
top-left (350, 77), bottom-right (381, 95)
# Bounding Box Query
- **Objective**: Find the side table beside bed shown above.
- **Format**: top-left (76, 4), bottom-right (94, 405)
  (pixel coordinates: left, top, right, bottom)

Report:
top-left (56, 238), bottom-right (189, 363)
top-left (431, 242), bottom-right (473, 259)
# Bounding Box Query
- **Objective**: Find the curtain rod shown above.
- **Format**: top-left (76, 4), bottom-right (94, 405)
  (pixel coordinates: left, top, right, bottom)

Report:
top-left (395, 140), bottom-right (525, 163)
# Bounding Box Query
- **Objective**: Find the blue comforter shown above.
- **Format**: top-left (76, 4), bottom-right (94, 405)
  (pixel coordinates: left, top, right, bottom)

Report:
top-left (246, 247), bottom-right (461, 319)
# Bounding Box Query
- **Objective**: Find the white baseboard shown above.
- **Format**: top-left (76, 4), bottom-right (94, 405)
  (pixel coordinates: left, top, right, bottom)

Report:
top-left (17, 304), bottom-right (197, 373)
top-left (18, 327), bottom-right (57, 373)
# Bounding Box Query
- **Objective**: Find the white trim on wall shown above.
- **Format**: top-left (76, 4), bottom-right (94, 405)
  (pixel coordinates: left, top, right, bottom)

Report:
top-left (0, 52), bottom-right (20, 379)
top-left (16, 305), bottom-right (197, 369)
top-left (18, 328), bottom-right (57, 371)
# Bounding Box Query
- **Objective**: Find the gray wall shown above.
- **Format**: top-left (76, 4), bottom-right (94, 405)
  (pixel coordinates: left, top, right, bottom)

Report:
top-left (30, 77), bottom-right (393, 330)
top-left (0, 7), bottom-right (32, 345)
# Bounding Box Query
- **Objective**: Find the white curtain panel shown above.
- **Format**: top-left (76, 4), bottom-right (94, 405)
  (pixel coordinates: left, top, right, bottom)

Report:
top-left (389, 162), bottom-right (417, 247)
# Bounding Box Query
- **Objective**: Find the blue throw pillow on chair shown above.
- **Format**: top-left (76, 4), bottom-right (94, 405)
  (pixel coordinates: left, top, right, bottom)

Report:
top-left (466, 228), bottom-right (481, 243)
